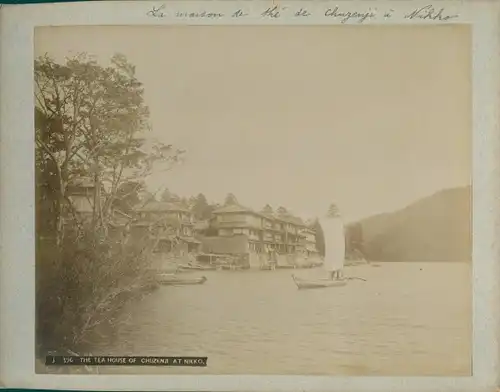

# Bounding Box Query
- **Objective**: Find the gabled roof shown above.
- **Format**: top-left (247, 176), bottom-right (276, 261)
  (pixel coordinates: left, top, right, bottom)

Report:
top-left (212, 204), bottom-right (256, 215)
top-left (275, 213), bottom-right (306, 227)
top-left (288, 216), bottom-right (305, 226)
top-left (260, 211), bottom-right (277, 220)
top-left (212, 203), bottom-right (307, 227)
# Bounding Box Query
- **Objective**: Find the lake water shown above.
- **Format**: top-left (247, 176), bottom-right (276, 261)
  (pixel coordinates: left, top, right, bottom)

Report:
top-left (93, 262), bottom-right (472, 376)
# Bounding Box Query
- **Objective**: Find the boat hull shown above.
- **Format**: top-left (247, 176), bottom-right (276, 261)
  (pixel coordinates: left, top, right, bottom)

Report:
top-left (178, 264), bottom-right (216, 271)
top-left (292, 275), bottom-right (347, 290)
top-left (158, 275), bottom-right (207, 286)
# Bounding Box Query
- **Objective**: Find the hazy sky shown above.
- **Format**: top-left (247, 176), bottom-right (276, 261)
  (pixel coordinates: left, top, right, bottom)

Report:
top-left (35, 25), bottom-right (471, 223)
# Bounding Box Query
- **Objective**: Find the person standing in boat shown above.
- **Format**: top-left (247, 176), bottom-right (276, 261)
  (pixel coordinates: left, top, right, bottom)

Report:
top-left (319, 203), bottom-right (346, 280)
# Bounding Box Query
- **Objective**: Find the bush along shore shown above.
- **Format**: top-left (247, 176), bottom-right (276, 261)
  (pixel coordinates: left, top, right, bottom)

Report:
top-left (36, 228), bottom-right (162, 364)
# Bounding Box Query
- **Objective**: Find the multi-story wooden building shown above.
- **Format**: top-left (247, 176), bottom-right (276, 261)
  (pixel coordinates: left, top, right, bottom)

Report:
top-left (300, 226), bottom-right (320, 258)
top-left (135, 201), bottom-right (200, 253)
top-left (207, 204), bottom-right (317, 268)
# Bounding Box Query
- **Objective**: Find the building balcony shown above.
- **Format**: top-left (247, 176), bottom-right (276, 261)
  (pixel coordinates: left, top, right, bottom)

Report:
top-left (215, 220), bottom-right (261, 229)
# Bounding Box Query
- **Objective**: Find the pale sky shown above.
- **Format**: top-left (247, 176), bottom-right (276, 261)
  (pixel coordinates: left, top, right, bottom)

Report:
top-left (35, 25), bottom-right (471, 223)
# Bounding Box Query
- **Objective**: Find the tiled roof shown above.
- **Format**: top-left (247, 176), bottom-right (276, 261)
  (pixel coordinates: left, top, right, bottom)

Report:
top-left (212, 204), bottom-right (256, 215)
top-left (260, 211), bottom-right (276, 220)
top-left (212, 203), bottom-right (307, 227)
top-left (275, 213), bottom-right (306, 226)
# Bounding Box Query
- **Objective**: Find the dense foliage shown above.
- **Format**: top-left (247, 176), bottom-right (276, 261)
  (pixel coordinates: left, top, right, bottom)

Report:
top-left (35, 53), bottom-right (183, 356)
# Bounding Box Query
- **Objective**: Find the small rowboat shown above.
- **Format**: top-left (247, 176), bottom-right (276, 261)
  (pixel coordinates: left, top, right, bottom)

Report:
top-left (292, 274), bottom-right (347, 290)
top-left (158, 275), bottom-right (207, 286)
top-left (178, 264), bottom-right (216, 271)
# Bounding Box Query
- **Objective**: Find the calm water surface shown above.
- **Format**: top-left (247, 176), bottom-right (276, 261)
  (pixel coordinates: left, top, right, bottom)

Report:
top-left (94, 262), bottom-right (472, 376)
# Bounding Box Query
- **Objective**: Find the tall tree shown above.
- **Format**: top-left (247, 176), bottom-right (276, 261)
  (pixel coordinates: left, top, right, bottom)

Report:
top-left (179, 197), bottom-right (190, 209)
top-left (224, 193), bottom-right (238, 206)
top-left (277, 206), bottom-right (288, 215)
top-left (187, 196), bottom-right (197, 209)
top-left (113, 180), bottom-right (144, 213)
top-left (313, 218), bottom-right (326, 257)
top-left (192, 193), bottom-right (213, 220)
top-left (160, 187), bottom-right (180, 202)
top-left (34, 53), bottom-right (185, 241)
top-left (139, 189), bottom-right (156, 204)
top-left (327, 203), bottom-right (341, 217)
top-left (261, 204), bottom-right (274, 214)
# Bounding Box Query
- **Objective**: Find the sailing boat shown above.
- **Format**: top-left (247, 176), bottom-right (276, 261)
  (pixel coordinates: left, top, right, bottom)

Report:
top-left (292, 203), bottom-right (348, 290)
top-left (321, 203), bottom-right (346, 280)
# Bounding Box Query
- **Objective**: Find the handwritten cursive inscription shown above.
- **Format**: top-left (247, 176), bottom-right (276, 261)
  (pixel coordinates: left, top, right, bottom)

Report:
top-left (325, 6), bottom-right (376, 23)
top-left (147, 4), bottom-right (166, 18)
top-left (405, 5), bottom-right (458, 21)
top-left (295, 8), bottom-right (311, 17)
top-left (175, 11), bottom-right (224, 19)
top-left (144, 4), bottom-right (460, 23)
top-left (262, 6), bottom-right (286, 18)
top-left (232, 9), bottom-right (248, 18)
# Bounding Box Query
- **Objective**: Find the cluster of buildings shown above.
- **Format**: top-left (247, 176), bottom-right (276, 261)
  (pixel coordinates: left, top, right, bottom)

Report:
top-left (64, 179), bottom-right (320, 268)
top-left (209, 204), bottom-right (318, 257)
top-left (130, 200), bottom-right (320, 267)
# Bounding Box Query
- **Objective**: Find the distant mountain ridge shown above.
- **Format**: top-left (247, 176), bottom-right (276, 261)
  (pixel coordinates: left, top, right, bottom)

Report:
top-left (350, 186), bottom-right (472, 262)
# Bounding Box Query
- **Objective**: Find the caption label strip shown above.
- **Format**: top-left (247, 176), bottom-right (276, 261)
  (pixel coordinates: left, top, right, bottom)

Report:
top-left (45, 356), bottom-right (208, 367)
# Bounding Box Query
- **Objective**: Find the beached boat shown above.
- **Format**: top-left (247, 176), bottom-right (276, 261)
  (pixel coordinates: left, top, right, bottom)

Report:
top-left (157, 275), bottom-right (207, 286)
top-left (292, 274), bottom-right (347, 290)
top-left (178, 264), bottom-right (216, 271)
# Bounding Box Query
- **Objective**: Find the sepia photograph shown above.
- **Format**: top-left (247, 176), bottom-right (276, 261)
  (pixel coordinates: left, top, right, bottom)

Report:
top-left (34, 24), bottom-right (472, 377)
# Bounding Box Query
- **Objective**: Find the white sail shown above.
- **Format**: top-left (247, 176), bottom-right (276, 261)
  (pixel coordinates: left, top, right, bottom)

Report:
top-left (320, 203), bottom-right (346, 272)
